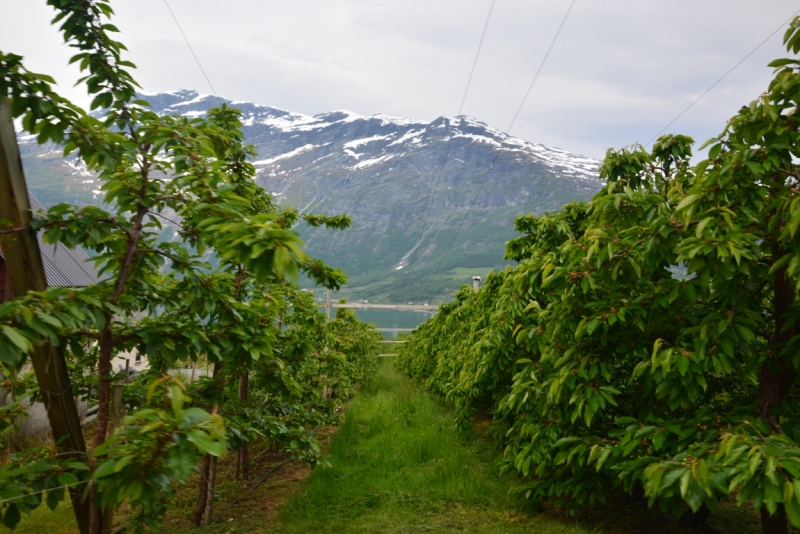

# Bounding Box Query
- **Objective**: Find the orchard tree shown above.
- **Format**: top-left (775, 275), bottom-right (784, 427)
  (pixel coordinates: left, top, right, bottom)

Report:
top-left (399, 16), bottom-right (800, 534)
top-left (0, 1), bottom-right (371, 533)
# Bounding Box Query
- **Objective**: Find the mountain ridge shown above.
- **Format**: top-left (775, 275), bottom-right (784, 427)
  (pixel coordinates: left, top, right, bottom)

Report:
top-left (18, 89), bottom-right (602, 302)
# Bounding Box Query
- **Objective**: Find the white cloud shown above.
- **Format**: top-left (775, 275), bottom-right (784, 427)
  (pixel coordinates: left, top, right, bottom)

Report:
top-left (1, 0), bottom-right (797, 159)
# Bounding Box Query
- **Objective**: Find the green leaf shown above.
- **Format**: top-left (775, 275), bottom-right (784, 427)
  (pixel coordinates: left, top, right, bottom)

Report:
top-left (786, 494), bottom-right (800, 527)
top-left (0, 326), bottom-right (30, 352)
top-left (651, 339), bottom-right (663, 369)
top-left (46, 485), bottom-right (64, 511)
top-left (38, 313), bottom-right (63, 328)
top-left (3, 504), bottom-right (21, 529)
top-left (680, 470), bottom-right (691, 497)
top-left (187, 429), bottom-right (225, 456)
top-left (94, 459), bottom-right (118, 480)
top-left (695, 217), bottom-right (714, 238)
top-left (586, 319), bottom-right (601, 336)
top-left (627, 257), bottom-right (641, 278)
top-left (675, 194), bottom-right (700, 212)
top-left (685, 480), bottom-right (706, 512)
top-left (677, 355), bottom-right (690, 376)
top-left (114, 454), bottom-right (135, 473)
top-left (788, 206), bottom-right (800, 237)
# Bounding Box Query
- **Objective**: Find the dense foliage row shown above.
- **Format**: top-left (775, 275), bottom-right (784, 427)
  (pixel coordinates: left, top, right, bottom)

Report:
top-left (0, 2), bottom-right (379, 533)
top-left (398, 18), bottom-right (800, 534)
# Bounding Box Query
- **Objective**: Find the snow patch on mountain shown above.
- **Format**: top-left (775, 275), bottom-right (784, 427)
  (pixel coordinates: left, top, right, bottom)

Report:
top-left (388, 129), bottom-right (426, 146)
top-left (351, 154), bottom-right (395, 170)
top-left (252, 144), bottom-right (317, 166)
top-left (453, 133), bottom-right (502, 148)
top-left (132, 89), bottom-right (601, 185)
top-left (344, 134), bottom-right (394, 149)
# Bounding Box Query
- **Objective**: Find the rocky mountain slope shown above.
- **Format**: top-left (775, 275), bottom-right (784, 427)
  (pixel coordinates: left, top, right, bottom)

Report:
top-left (18, 89), bottom-right (602, 302)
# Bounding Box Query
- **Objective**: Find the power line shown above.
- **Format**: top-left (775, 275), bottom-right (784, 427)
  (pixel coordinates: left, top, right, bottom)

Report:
top-left (646, 8), bottom-right (800, 146)
top-left (402, 0), bottom-right (496, 287)
top-left (458, 0), bottom-right (497, 115)
top-left (433, 0), bottom-right (577, 277)
top-left (507, 0), bottom-right (577, 135)
top-left (162, 0), bottom-right (223, 104)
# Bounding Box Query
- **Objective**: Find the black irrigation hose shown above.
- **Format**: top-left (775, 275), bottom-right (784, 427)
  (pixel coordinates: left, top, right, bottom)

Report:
top-left (211, 458), bottom-right (295, 524)
top-left (211, 426), bottom-right (321, 524)
top-left (107, 443), bottom-right (306, 531)
top-left (252, 443), bottom-right (278, 462)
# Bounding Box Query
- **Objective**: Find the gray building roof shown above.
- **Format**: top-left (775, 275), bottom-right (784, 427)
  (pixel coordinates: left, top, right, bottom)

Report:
top-left (0, 194), bottom-right (106, 288)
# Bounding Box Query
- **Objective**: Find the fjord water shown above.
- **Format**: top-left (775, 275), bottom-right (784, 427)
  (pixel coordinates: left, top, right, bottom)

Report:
top-left (352, 309), bottom-right (433, 338)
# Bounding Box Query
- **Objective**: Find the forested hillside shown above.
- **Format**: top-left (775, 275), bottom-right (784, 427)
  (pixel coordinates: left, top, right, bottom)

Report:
top-left (18, 89), bottom-right (600, 302)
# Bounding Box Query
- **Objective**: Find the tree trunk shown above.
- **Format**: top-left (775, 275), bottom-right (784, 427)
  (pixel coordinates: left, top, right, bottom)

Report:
top-left (239, 372), bottom-right (249, 480)
top-left (89, 324), bottom-right (114, 534)
top-left (101, 386), bottom-right (123, 533)
top-left (192, 454), bottom-right (211, 526)
top-left (757, 241), bottom-right (798, 534)
top-left (194, 361), bottom-right (223, 526)
top-left (760, 243), bottom-right (798, 433)
top-left (235, 450), bottom-right (241, 481)
top-left (0, 98), bottom-right (90, 534)
top-left (204, 455), bottom-right (218, 526)
top-left (680, 504), bottom-right (711, 528)
top-left (242, 438), bottom-right (250, 481)
top-left (762, 503), bottom-right (789, 534)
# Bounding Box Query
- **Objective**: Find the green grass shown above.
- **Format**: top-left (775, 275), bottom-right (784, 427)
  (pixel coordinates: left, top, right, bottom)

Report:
top-left (3, 500), bottom-right (77, 534)
top-left (8, 359), bottom-right (785, 534)
top-left (271, 360), bottom-right (589, 534)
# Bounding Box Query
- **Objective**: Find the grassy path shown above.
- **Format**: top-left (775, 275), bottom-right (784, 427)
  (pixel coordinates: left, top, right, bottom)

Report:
top-left (8, 358), bottom-right (787, 534)
top-left (11, 360), bottom-right (582, 534)
top-left (270, 359), bottom-right (587, 534)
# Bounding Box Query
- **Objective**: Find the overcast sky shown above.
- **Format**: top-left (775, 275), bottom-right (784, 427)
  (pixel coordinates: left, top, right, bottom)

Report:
top-left (3, 0), bottom-right (799, 160)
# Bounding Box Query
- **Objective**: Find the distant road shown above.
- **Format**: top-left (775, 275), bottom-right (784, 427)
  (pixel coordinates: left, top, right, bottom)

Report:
top-left (317, 303), bottom-right (439, 311)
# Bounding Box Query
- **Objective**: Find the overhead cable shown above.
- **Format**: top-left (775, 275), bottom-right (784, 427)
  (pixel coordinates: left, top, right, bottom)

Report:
top-left (645, 8), bottom-right (800, 146)
top-left (162, 0), bottom-right (223, 104)
top-left (434, 0), bottom-right (577, 277)
top-left (402, 0), bottom-right (496, 287)
top-left (507, 0), bottom-right (577, 135)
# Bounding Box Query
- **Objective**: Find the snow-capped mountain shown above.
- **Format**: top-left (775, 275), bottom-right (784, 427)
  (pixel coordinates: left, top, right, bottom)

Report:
top-left (18, 89), bottom-right (602, 302)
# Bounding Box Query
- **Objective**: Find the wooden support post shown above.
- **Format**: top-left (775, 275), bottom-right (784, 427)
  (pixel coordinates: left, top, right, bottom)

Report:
top-left (325, 288), bottom-right (332, 321)
top-left (0, 98), bottom-right (90, 534)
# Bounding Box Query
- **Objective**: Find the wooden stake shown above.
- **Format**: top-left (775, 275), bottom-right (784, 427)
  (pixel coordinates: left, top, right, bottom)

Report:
top-left (325, 288), bottom-right (332, 320)
top-left (0, 98), bottom-right (90, 534)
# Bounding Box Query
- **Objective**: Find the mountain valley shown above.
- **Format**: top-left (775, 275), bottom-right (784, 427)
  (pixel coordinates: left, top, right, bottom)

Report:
top-left (18, 89), bottom-right (602, 303)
